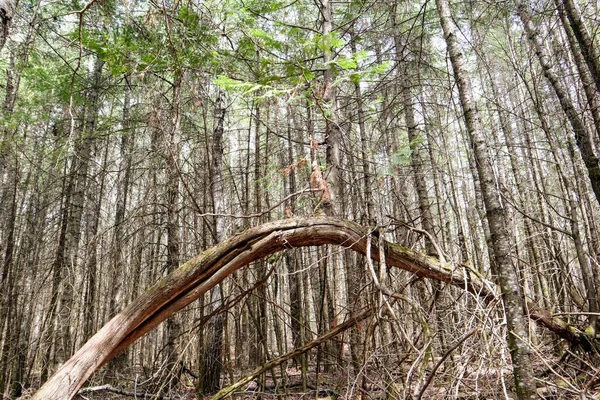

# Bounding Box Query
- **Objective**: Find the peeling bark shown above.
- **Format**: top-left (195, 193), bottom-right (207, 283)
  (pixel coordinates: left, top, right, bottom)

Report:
top-left (31, 217), bottom-right (596, 400)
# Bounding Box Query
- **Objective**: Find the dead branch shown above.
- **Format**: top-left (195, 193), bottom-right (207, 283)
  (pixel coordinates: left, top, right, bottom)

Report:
top-left (211, 307), bottom-right (373, 400)
top-left (77, 384), bottom-right (167, 399)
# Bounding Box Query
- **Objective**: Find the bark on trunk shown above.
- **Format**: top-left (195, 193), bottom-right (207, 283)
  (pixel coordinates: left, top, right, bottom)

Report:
top-left (555, 0), bottom-right (600, 141)
top-left (435, 0), bottom-right (537, 397)
top-left (106, 81), bottom-right (134, 375)
top-left (164, 72), bottom-right (182, 389)
top-left (517, 2), bottom-right (600, 207)
top-left (0, 0), bottom-right (14, 53)
top-left (31, 216), bottom-right (596, 400)
top-left (322, 0), bottom-right (341, 216)
top-left (561, 0), bottom-right (600, 94)
top-left (198, 90), bottom-right (226, 395)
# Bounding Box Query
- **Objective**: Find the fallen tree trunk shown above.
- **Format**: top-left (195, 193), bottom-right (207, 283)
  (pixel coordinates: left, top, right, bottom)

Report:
top-left (31, 217), bottom-right (596, 400)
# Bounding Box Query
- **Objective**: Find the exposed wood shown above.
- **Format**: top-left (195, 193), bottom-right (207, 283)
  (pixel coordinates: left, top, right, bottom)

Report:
top-left (31, 217), bottom-right (597, 400)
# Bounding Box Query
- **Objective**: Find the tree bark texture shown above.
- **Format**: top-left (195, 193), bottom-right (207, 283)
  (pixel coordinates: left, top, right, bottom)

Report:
top-left (561, 0), bottom-right (600, 94)
top-left (31, 216), bottom-right (596, 400)
top-left (322, 0), bottom-right (341, 216)
top-left (0, 0), bottom-right (14, 54)
top-left (517, 2), bottom-right (600, 207)
top-left (435, 0), bottom-right (537, 397)
top-left (198, 90), bottom-right (226, 394)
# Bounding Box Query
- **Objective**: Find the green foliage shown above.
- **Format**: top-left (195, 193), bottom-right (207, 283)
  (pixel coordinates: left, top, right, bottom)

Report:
top-left (64, 4), bottom-right (221, 77)
top-left (214, 75), bottom-right (267, 94)
top-left (248, 28), bottom-right (284, 52)
top-left (333, 55), bottom-right (357, 70)
top-left (314, 32), bottom-right (346, 54)
top-left (20, 50), bottom-right (84, 106)
top-left (378, 146), bottom-right (412, 178)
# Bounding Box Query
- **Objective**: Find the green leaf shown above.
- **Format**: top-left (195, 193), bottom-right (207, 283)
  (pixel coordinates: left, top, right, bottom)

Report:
top-left (335, 56), bottom-right (357, 70)
top-left (315, 33), bottom-right (346, 53)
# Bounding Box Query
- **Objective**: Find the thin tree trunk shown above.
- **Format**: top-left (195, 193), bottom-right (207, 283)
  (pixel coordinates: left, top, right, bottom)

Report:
top-left (555, 0), bottom-right (600, 140)
top-left (0, 50), bottom-right (18, 397)
top-left (566, 139), bottom-right (599, 332)
top-left (350, 27), bottom-right (374, 225)
top-left (404, 66), bottom-right (436, 255)
top-left (322, 0), bottom-right (341, 216)
top-left (40, 164), bottom-right (72, 383)
top-left (517, 2), bottom-right (600, 207)
top-left (198, 90), bottom-right (226, 395)
top-left (435, 0), bottom-right (536, 397)
top-left (58, 57), bottom-right (104, 364)
top-left (80, 136), bottom-right (108, 345)
top-left (106, 80), bottom-right (134, 375)
top-left (164, 72), bottom-right (183, 389)
top-left (561, 0), bottom-right (600, 94)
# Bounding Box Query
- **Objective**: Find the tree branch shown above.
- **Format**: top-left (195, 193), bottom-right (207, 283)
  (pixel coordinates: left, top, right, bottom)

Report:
top-left (211, 307), bottom-right (374, 400)
top-left (32, 217), bottom-right (597, 400)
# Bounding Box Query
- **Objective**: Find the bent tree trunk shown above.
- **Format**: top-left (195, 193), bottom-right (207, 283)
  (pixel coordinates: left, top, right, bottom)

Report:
top-left (31, 217), bottom-right (596, 400)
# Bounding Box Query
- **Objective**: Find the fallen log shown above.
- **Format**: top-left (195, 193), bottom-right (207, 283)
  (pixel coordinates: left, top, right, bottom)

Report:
top-left (31, 217), bottom-right (596, 400)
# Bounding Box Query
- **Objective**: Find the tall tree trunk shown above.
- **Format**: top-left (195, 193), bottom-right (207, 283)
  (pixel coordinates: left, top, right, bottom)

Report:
top-left (252, 104), bottom-right (269, 373)
top-left (321, 0), bottom-right (341, 216)
top-left (198, 90), bottom-right (226, 395)
top-left (435, 0), bottom-right (536, 398)
top-left (0, 172), bottom-right (17, 397)
top-left (0, 50), bottom-right (18, 397)
top-left (11, 137), bottom-right (48, 397)
top-left (561, 0), bottom-right (600, 94)
top-left (80, 136), bottom-right (108, 345)
top-left (40, 57), bottom-right (104, 380)
top-left (555, 0), bottom-right (600, 141)
top-left (517, 2), bottom-right (600, 207)
top-left (403, 62), bottom-right (436, 256)
top-left (59, 57), bottom-right (104, 363)
top-left (566, 139), bottom-right (599, 332)
top-left (164, 71), bottom-right (183, 389)
top-left (489, 71), bottom-right (551, 309)
top-left (106, 80), bottom-right (134, 375)
top-left (346, 26), bottom-right (370, 378)
top-left (350, 27), bottom-right (374, 225)
top-left (40, 165), bottom-right (72, 384)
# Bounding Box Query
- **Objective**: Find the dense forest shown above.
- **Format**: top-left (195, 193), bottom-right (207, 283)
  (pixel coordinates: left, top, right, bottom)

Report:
top-left (1, 0), bottom-right (600, 398)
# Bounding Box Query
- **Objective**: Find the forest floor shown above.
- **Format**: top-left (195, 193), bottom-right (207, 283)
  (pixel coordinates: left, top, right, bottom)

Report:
top-left (19, 364), bottom-right (600, 399)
